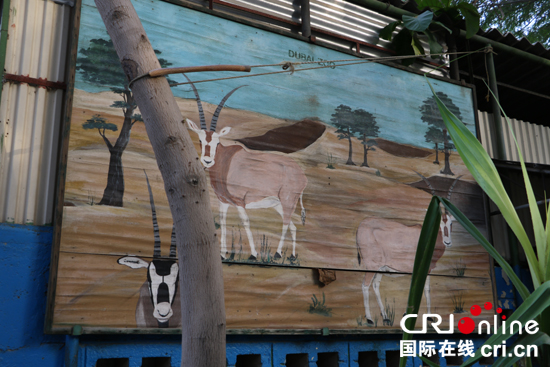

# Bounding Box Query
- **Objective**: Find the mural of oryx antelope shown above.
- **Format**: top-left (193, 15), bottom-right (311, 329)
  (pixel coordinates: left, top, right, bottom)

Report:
top-left (117, 171), bottom-right (181, 328)
top-left (184, 75), bottom-right (308, 261)
top-left (356, 173), bottom-right (462, 326)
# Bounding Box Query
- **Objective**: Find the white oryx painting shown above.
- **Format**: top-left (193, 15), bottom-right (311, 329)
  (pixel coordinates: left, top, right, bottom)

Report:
top-left (49, 0), bottom-right (495, 332)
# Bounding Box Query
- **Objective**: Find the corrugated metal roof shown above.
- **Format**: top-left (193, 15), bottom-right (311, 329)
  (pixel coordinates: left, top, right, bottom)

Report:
top-left (456, 28), bottom-right (550, 128)
top-left (0, 0), bottom-right (70, 225)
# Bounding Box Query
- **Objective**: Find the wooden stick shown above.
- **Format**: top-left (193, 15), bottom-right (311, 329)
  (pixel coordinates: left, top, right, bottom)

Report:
top-left (148, 65), bottom-right (251, 77)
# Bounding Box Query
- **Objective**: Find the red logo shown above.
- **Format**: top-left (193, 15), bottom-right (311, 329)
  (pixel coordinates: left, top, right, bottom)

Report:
top-left (457, 301), bottom-right (506, 334)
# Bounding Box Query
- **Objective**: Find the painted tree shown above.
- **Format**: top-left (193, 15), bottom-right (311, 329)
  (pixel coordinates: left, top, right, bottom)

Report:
top-left (353, 108), bottom-right (379, 168)
top-left (77, 38), bottom-right (171, 206)
top-left (424, 125), bottom-right (445, 165)
top-left (419, 92), bottom-right (460, 175)
top-left (331, 104), bottom-right (357, 165)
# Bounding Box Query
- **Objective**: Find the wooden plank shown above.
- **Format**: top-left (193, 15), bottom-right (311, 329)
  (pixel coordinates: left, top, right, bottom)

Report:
top-left (51, 255), bottom-right (494, 331)
top-left (45, 0), bottom-right (83, 334)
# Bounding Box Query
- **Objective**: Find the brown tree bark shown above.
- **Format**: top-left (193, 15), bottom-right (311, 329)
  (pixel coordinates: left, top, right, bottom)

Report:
top-left (99, 90), bottom-right (135, 207)
top-left (93, 0), bottom-right (226, 365)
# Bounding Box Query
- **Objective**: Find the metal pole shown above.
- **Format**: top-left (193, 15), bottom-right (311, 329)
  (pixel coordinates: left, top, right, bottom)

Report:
top-left (301, 0), bottom-right (311, 38)
top-left (486, 49), bottom-right (522, 298)
top-left (64, 326), bottom-right (81, 367)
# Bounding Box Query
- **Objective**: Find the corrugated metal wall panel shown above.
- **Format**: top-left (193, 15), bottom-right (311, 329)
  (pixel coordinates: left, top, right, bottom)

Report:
top-left (478, 111), bottom-right (550, 264)
top-left (478, 111), bottom-right (550, 165)
top-left (0, 0), bottom-right (70, 225)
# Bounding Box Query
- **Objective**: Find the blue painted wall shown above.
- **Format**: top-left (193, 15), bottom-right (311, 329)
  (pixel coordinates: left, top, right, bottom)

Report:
top-left (0, 224), bottom-right (65, 367)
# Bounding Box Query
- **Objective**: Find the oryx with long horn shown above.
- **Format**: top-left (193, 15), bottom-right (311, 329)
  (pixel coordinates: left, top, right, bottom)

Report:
top-left (356, 173), bottom-right (462, 326)
top-left (118, 171), bottom-right (181, 328)
top-left (183, 75), bottom-right (308, 261)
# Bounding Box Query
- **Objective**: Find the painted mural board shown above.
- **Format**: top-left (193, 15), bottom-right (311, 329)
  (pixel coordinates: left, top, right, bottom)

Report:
top-left (49, 0), bottom-right (495, 332)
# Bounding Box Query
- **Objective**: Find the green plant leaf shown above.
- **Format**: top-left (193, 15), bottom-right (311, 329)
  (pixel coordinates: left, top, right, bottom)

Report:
top-left (422, 30), bottom-right (443, 55)
top-left (455, 2), bottom-right (480, 38)
top-left (426, 79), bottom-right (543, 288)
top-left (491, 331), bottom-right (550, 367)
top-left (403, 11), bottom-right (433, 32)
top-left (431, 21), bottom-right (452, 34)
top-left (514, 121), bottom-right (548, 280)
top-left (411, 33), bottom-right (425, 55)
top-left (420, 356), bottom-right (441, 367)
top-left (546, 201), bottom-right (550, 280)
top-left (380, 20), bottom-right (402, 41)
top-left (415, 0), bottom-right (445, 11)
top-left (440, 198), bottom-right (530, 301)
top-left (399, 196), bottom-right (441, 367)
top-left (486, 84), bottom-right (547, 284)
top-left (461, 281), bottom-right (550, 367)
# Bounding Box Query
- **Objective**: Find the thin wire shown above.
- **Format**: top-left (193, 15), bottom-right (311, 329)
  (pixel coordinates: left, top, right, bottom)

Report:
top-left (126, 48), bottom-right (490, 89)
top-left (169, 59), bottom-right (374, 87)
top-left (248, 50), bottom-right (476, 68)
top-left (169, 50), bottom-right (487, 87)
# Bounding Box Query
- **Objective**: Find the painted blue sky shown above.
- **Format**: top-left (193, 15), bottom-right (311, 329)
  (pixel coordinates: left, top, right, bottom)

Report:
top-left (77, 0), bottom-right (476, 150)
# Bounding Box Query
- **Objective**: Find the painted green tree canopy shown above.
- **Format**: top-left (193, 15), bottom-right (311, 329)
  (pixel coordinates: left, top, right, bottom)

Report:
top-left (353, 109), bottom-right (379, 168)
top-left (331, 105), bottom-right (380, 167)
top-left (331, 104), bottom-right (357, 166)
top-left (419, 92), bottom-right (460, 175)
top-left (76, 38), bottom-right (170, 207)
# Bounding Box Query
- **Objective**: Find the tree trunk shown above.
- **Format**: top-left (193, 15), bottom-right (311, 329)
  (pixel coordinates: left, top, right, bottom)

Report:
top-left (440, 131), bottom-right (454, 175)
top-left (441, 147), bottom-right (454, 175)
top-left (433, 143), bottom-right (439, 165)
top-left (99, 109), bottom-right (133, 206)
top-left (361, 145), bottom-right (369, 167)
top-left (99, 149), bottom-right (124, 206)
top-left (346, 136), bottom-right (355, 165)
top-left (94, 1), bottom-right (226, 366)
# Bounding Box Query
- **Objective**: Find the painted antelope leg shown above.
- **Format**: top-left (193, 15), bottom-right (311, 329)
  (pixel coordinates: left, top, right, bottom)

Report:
top-left (117, 171), bottom-right (180, 328)
top-left (183, 75), bottom-right (307, 261)
top-left (356, 173), bottom-right (461, 326)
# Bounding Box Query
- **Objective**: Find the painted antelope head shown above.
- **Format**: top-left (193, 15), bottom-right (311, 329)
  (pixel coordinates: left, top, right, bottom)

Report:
top-left (118, 171), bottom-right (180, 328)
top-left (183, 74), bottom-right (246, 168)
top-left (415, 171), bottom-right (462, 248)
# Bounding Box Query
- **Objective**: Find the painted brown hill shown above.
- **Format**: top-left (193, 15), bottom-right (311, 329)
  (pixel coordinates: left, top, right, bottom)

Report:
top-left (375, 138), bottom-right (432, 158)
top-left (236, 119), bottom-right (326, 153)
top-left (409, 176), bottom-right (485, 224)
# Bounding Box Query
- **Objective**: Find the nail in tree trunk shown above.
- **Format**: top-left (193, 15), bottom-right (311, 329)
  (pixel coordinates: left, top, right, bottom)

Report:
top-left (93, 0), bottom-right (226, 365)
